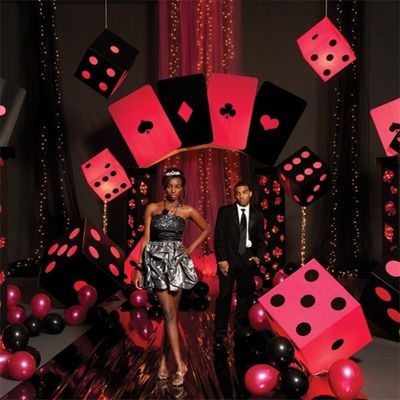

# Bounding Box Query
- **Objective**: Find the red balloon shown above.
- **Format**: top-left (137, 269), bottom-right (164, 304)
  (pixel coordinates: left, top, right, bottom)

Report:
top-left (7, 285), bottom-right (22, 308)
top-left (78, 285), bottom-right (98, 308)
top-left (30, 293), bottom-right (52, 318)
top-left (254, 275), bottom-right (263, 291)
top-left (328, 359), bottom-right (364, 400)
top-left (272, 270), bottom-right (288, 287)
top-left (231, 292), bottom-right (237, 311)
top-left (244, 364), bottom-right (279, 396)
top-left (248, 303), bottom-right (271, 331)
top-left (130, 290), bottom-right (148, 308)
top-left (64, 305), bottom-right (87, 326)
top-left (7, 306), bottom-right (26, 324)
top-left (7, 351), bottom-right (36, 381)
top-left (0, 349), bottom-right (12, 376)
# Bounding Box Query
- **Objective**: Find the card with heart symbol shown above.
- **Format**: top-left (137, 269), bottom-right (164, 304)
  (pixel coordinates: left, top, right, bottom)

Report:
top-left (108, 84), bottom-right (181, 167)
top-left (157, 73), bottom-right (213, 149)
top-left (244, 81), bottom-right (307, 166)
top-left (208, 73), bottom-right (258, 150)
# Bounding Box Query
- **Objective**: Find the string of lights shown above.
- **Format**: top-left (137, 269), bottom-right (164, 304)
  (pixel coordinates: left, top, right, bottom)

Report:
top-left (102, 202), bottom-right (108, 235)
top-left (300, 206), bottom-right (307, 266)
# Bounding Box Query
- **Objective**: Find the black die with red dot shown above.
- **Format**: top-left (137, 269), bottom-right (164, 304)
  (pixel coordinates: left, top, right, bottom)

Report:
top-left (277, 146), bottom-right (331, 206)
top-left (75, 29), bottom-right (139, 98)
top-left (389, 130), bottom-right (400, 153)
top-left (360, 260), bottom-right (400, 341)
top-left (39, 219), bottom-right (126, 306)
top-left (258, 258), bottom-right (372, 374)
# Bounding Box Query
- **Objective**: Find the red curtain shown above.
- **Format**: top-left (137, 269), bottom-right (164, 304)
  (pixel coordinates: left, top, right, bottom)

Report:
top-left (157, 0), bottom-right (243, 259)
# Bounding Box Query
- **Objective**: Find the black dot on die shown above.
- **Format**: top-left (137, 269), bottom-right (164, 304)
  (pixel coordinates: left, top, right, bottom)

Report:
top-left (110, 170), bottom-right (117, 177)
top-left (112, 188), bottom-right (119, 194)
top-left (300, 295), bottom-right (315, 308)
top-left (85, 163), bottom-right (91, 169)
top-left (311, 54), bottom-right (318, 61)
top-left (304, 269), bottom-right (319, 282)
top-left (102, 176), bottom-right (109, 182)
top-left (121, 183), bottom-right (127, 189)
top-left (331, 297), bottom-right (346, 310)
top-left (296, 322), bottom-right (311, 336)
top-left (312, 33), bottom-right (319, 40)
top-left (331, 338), bottom-right (344, 350)
top-left (326, 54), bottom-right (334, 61)
top-left (105, 163), bottom-right (111, 168)
top-left (342, 54), bottom-right (350, 62)
top-left (94, 181), bottom-right (101, 187)
top-left (329, 39), bottom-right (337, 46)
top-left (105, 193), bottom-right (111, 199)
top-left (270, 294), bottom-right (285, 307)
top-left (323, 69), bottom-right (331, 76)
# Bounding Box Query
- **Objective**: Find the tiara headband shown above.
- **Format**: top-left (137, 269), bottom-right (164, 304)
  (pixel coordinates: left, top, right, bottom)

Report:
top-left (165, 171), bottom-right (181, 177)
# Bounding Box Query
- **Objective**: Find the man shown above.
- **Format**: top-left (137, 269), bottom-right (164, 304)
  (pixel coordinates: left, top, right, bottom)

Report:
top-left (214, 181), bottom-right (266, 345)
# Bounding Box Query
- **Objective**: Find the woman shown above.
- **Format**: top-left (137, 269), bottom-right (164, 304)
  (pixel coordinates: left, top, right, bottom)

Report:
top-left (133, 168), bottom-right (209, 386)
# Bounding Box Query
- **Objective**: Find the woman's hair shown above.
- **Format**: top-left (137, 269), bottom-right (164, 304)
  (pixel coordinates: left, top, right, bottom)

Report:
top-left (161, 168), bottom-right (186, 189)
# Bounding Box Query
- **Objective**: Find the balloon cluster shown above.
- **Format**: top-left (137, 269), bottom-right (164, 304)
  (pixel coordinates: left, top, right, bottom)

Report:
top-left (63, 285), bottom-right (98, 326)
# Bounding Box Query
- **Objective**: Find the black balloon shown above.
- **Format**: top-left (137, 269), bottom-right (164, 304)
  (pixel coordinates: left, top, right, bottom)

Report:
top-left (280, 367), bottom-right (309, 398)
top-left (192, 297), bottom-right (209, 311)
top-left (122, 284), bottom-right (135, 299)
top-left (25, 345), bottom-right (41, 366)
top-left (148, 306), bottom-right (164, 321)
top-left (42, 313), bottom-right (66, 334)
top-left (265, 336), bottom-right (294, 369)
top-left (24, 315), bottom-right (43, 337)
top-left (2, 323), bottom-right (30, 352)
top-left (193, 282), bottom-right (209, 297)
top-left (86, 306), bottom-right (108, 325)
top-left (147, 292), bottom-right (160, 306)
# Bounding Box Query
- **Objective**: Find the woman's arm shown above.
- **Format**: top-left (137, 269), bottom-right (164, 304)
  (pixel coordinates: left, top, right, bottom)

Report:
top-left (185, 206), bottom-right (210, 255)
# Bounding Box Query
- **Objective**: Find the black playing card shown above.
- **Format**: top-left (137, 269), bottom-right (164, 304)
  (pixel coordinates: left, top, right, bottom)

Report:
top-left (244, 81), bottom-right (307, 166)
top-left (156, 73), bottom-right (213, 148)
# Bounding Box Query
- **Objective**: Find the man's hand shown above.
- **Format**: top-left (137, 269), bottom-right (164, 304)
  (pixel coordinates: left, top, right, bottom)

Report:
top-left (218, 260), bottom-right (230, 276)
top-left (249, 256), bottom-right (260, 266)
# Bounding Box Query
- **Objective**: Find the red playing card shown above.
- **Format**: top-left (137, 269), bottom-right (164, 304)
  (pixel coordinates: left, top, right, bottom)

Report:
top-left (208, 73), bottom-right (258, 150)
top-left (108, 85), bottom-right (181, 167)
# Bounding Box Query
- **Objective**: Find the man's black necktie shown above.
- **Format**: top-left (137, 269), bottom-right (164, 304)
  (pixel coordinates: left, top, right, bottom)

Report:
top-left (238, 208), bottom-right (247, 256)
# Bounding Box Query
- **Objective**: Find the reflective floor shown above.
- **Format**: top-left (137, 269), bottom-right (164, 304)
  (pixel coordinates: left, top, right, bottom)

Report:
top-left (1, 277), bottom-right (399, 399)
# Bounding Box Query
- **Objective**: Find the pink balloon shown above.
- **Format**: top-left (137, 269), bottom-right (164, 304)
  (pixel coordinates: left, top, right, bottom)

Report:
top-left (7, 351), bottom-right (36, 381)
top-left (7, 306), bottom-right (26, 324)
top-left (64, 305), bottom-right (87, 326)
top-left (254, 275), bottom-right (263, 291)
top-left (130, 290), bottom-right (148, 308)
top-left (248, 303), bottom-right (271, 331)
top-left (30, 293), bottom-right (52, 318)
top-left (231, 292), bottom-right (237, 311)
top-left (138, 318), bottom-right (154, 341)
top-left (272, 270), bottom-right (288, 287)
top-left (78, 285), bottom-right (98, 308)
top-left (7, 285), bottom-right (22, 308)
top-left (328, 359), bottom-right (364, 400)
top-left (244, 364), bottom-right (279, 396)
top-left (0, 349), bottom-right (12, 376)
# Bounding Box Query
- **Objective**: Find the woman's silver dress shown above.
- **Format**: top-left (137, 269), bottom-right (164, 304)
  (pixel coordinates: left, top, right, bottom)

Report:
top-left (142, 213), bottom-right (198, 292)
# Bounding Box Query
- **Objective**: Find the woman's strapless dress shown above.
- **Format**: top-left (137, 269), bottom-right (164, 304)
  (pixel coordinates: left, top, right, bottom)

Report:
top-left (142, 213), bottom-right (198, 292)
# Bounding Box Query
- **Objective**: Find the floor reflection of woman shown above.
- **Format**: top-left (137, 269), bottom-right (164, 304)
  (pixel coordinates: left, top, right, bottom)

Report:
top-left (133, 168), bottom-right (209, 386)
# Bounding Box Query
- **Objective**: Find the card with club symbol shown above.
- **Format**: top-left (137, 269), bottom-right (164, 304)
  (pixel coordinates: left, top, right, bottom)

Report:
top-left (208, 73), bottom-right (258, 150)
top-left (108, 84), bottom-right (181, 167)
top-left (157, 73), bottom-right (213, 148)
top-left (244, 81), bottom-right (307, 166)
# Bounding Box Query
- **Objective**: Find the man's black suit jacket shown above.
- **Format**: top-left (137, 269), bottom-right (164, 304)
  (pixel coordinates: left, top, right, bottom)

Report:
top-left (214, 203), bottom-right (266, 265)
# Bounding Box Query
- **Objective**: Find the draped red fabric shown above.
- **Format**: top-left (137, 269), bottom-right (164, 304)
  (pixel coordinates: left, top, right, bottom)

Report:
top-left (157, 0), bottom-right (243, 264)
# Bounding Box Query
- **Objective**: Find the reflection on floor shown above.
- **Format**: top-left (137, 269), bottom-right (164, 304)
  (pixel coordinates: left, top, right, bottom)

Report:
top-left (1, 277), bottom-right (399, 399)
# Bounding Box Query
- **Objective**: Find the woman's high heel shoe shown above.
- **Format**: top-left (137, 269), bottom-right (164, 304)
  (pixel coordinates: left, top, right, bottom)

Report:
top-left (157, 365), bottom-right (169, 380)
top-left (172, 367), bottom-right (188, 386)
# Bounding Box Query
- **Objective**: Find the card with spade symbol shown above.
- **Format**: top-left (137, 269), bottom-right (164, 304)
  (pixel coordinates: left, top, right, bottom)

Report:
top-left (244, 81), bottom-right (307, 166)
top-left (156, 73), bottom-right (213, 148)
top-left (208, 73), bottom-right (258, 150)
top-left (108, 84), bottom-right (181, 167)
